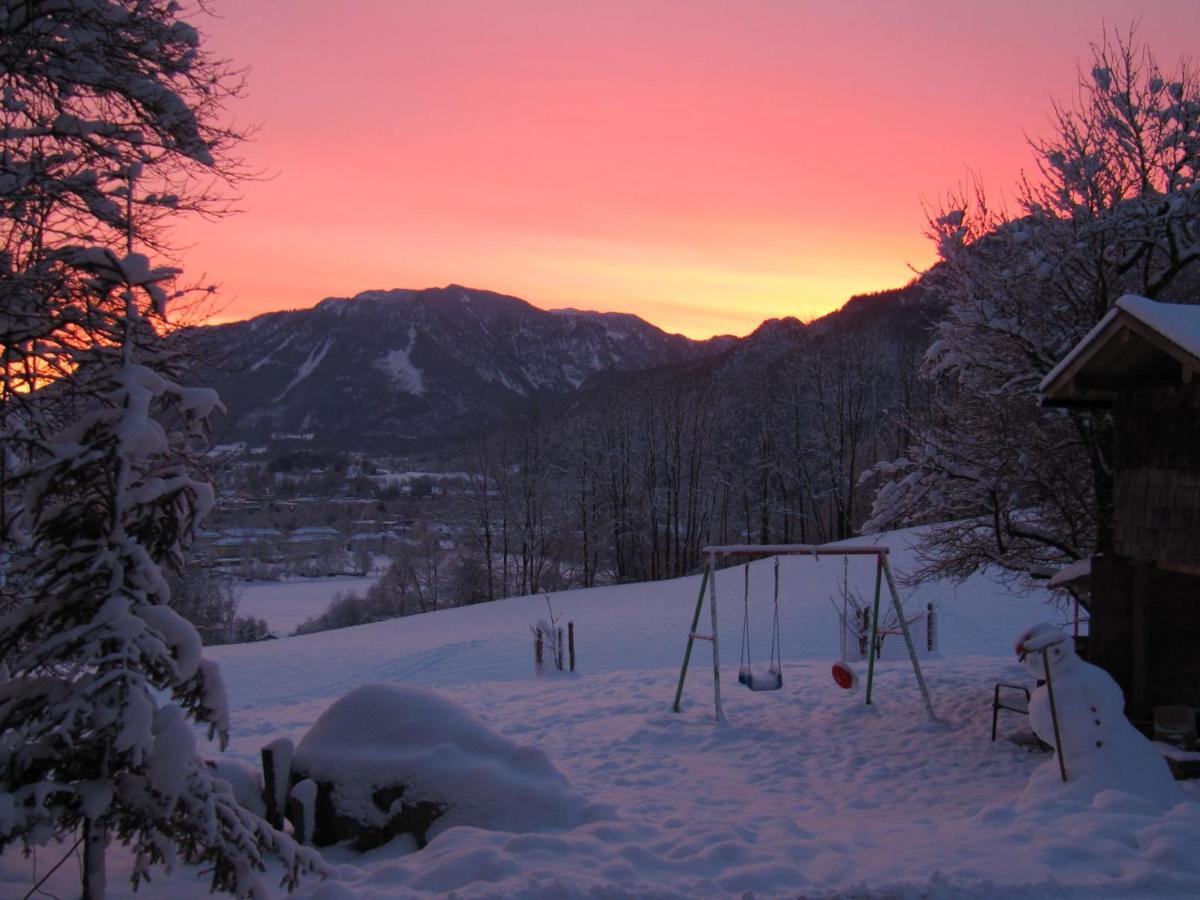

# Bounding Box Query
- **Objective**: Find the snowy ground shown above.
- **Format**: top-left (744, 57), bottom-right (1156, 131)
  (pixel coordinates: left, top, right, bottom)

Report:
top-left (5, 529), bottom-right (1198, 898)
top-left (238, 575), bottom-right (380, 636)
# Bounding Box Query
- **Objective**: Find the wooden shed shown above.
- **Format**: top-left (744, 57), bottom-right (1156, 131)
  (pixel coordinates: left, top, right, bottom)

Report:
top-left (1040, 294), bottom-right (1200, 727)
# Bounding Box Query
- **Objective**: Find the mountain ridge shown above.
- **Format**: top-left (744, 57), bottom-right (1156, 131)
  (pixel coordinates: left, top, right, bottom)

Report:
top-left (184, 280), bottom-right (938, 452)
top-left (186, 284), bottom-right (715, 450)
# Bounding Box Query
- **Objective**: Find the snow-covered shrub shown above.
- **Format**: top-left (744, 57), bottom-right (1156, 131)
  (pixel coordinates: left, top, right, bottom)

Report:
top-left (292, 546), bottom-right (457, 635)
top-left (293, 589), bottom-right (372, 635)
top-left (169, 564), bottom-right (269, 645)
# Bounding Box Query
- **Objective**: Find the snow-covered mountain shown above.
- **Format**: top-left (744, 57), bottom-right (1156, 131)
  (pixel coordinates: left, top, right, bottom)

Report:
top-left (185, 280), bottom-right (940, 451)
top-left (185, 286), bottom-right (711, 449)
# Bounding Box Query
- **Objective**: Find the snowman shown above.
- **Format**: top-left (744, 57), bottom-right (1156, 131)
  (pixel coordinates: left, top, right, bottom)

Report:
top-left (1015, 622), bottom-right (1180, 808)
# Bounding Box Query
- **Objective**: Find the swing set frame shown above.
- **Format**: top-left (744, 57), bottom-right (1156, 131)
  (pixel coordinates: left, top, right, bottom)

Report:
top-left (671, 543), bottom-right (938, 723)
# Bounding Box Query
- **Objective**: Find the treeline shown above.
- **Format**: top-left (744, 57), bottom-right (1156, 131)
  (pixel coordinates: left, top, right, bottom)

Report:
top-left (443, 286), bottom-right (937, 601)
top-left (268, 286), bottom-right (941, 637)
top-left (293, 527), bottom-right (479, 634)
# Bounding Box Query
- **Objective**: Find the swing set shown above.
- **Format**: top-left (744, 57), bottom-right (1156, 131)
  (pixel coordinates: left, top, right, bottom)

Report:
top-left (671, 543), bottom-right (938, 724)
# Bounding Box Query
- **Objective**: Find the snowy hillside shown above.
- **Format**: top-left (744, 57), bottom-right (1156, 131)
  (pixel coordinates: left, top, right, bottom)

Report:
top-left (5, 528), bottom-right (1198, 898)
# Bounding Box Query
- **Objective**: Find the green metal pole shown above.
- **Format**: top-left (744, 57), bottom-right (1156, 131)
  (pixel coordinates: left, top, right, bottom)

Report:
top-left (672, 566), bottom-right (711, 713)
top-left (709, 555), bottom-right (725, 723)
top-left (881, 555), bottom-right (939, 723)
top-left (864, 554), bottom-right (883, 705)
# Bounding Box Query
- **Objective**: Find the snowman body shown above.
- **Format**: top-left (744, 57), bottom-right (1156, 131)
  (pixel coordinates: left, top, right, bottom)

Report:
top-left (1017, 624), bottom-right (1180, 808)
top-left (1023, 642), bottom-right (1122, 760)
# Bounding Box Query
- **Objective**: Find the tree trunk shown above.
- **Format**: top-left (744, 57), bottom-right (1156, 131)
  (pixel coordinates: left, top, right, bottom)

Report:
top-left (83, 817), bottom-right (107, 900)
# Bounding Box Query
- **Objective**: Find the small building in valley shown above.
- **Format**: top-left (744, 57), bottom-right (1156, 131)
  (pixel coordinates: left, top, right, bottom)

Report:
top-left (1040, 294), bottom-right (1200, 726)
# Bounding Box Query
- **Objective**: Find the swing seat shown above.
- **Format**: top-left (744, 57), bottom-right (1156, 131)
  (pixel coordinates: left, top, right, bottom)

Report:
top-left (738, 665), bottom-right (783, 692)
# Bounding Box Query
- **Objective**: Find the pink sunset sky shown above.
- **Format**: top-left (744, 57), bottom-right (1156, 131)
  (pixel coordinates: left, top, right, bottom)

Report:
top-left (177, 1), bottom-right (1198, 338)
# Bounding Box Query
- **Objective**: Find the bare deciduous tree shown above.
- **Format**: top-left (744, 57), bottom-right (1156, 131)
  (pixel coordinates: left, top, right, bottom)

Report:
top-left (865, 31), bottom-right (1200, 581)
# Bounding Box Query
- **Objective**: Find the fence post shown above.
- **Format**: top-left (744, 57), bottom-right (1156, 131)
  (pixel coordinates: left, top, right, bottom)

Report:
top-left (568, 622), bottom-right (575, 671)
top-left (535, 629), bottom-right (543, 674)
top-left (261, 740), bottom-right (293, 830)
top-left (288, 779), bottom-right (317, 845)
top-left (927, 603), bottom-right (937, 652)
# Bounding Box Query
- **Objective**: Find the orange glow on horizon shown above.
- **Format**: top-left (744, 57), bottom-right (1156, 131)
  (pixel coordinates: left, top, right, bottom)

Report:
top-left (173, 2), bottom-right (1199, 340)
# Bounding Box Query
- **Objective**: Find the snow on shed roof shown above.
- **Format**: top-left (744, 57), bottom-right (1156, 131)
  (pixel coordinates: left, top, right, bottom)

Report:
top-left (1047, 557), bottom-right (1091, 589)
top-left (1118, 294), bottom-right (1200, 355)
top-left (1040, 295), bottom-right (1200, 407)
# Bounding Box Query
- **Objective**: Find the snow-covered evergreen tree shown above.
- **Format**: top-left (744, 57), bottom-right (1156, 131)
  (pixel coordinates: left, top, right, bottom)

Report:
top-left (0, 2), bottom-right (323, 896)
top-left (863, 32), bottom-right (1200, 580)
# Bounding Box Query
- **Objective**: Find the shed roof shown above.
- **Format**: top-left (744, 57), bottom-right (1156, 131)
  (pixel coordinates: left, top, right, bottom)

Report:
top-left (1040, 295), bottom-right (1200, 407)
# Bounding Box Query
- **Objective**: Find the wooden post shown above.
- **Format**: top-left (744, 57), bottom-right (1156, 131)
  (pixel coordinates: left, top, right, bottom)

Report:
top-left (261, 740), bottom-right (293, 830)
top-left (556, 626), bottom-right (564, 671)
top-left (534, 629), bottom-right (543, 674)
top-left (1132, 559), bottom-right (1151, 724)
top-left (288, 779), bottom-right (317, 845)
top-left (262, 745), bottom-right (281, 828)
top-left (568, 621), bottom-right (575, 672)
top-left (926, 603), bottom-right (937, 652)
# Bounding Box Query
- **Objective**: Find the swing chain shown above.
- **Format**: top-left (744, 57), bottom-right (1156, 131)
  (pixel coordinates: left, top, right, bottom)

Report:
top-left (739, 562), bottom-right (752, 675)
top-left (768, 556), bottom-right (782, 672)
top-left (738, 556), bottom-right (784, 689)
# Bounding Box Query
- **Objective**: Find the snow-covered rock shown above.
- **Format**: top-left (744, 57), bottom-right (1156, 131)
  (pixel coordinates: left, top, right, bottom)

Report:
top-left (290, 683), bottom-right (587, 848)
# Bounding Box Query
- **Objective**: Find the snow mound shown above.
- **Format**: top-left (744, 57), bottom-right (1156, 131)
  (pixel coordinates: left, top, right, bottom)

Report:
top-left (291, 683), bottom-right (588, 840)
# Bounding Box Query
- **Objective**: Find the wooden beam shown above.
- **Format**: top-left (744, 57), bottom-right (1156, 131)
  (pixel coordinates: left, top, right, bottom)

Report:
top-left (1073, 373), bottom-right (1176, 392)
top-left (1131, 561), bottom-right (1151, 725)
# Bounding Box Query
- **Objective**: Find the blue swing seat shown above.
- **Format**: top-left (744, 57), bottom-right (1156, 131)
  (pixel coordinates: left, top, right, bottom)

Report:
top-left (738, 665), bottom-right (783, 692)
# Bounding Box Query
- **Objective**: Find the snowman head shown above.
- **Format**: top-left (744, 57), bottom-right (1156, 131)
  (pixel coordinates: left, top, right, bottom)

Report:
top-left (1015, 622), bottom-right (1075, 679)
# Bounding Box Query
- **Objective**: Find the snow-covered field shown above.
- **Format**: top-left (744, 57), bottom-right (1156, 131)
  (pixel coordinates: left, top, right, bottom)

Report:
top-left (5, 529), bottom-right (1199, 898)
top-left (238, 575), bottom-right (381, 636)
